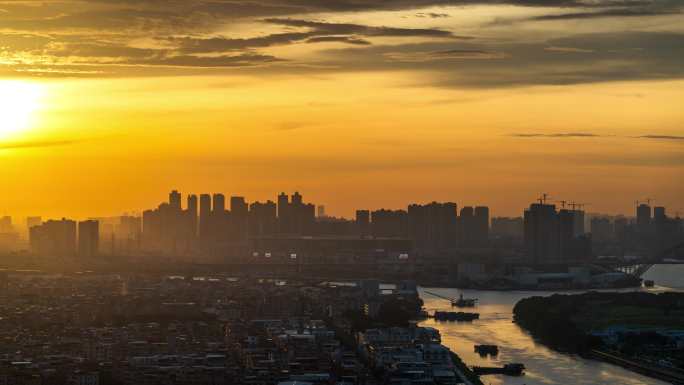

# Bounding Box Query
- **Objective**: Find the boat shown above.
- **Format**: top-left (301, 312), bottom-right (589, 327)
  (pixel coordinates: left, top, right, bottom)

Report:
top-left (433, 311), bottom-right (479, 322)
top-left (474, 344), bottom-right (499, 356)
top-left (473, 363), bottom-right (525, 376)
top-left (452, 293), bottom-right (478, 307)
top-left (644, 280), bottom-right (655, 288)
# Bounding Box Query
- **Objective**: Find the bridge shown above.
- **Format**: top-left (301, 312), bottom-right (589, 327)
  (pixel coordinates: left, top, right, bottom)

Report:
top-left (595, 241), bottom-right (684, 278)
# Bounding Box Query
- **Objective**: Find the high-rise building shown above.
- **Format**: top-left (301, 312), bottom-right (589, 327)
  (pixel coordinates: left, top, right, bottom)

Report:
top-left (213, 194), bottom-right (225, 213)
top-left (30, 218), bottom-right (77, 257)
top-left (524, 203), bottom-right (560, 263)
top-left (231, 196), bottom-right (248, 217)
top-left (571, 209), bottom-right (585, 236)
top-left (356, 210), bottom-right (370, 237)
top-left (276, 192), bottom-right (314, 235)
top-left (169, 190), bottom-right (181, 210)
top-left (78, 220), bottom-right (99, 257)
top-left (654, 207), bottom-right (666, 223)
top-left (371, 209), bottom-right (408, 238)
top-left (590, 217), bottom-right (612, 243)
top-left (277, 192), bottom-right (290, 234)
top-left (292, 191), bottom-right (303, 205)
top-left (524, 203), bottom-right (591, 263)
top-left (474, 206), bottom-right (490, 244)
top-left (199, 194), bottom-right (212, 240)
top-left (558, 209), bottom-right (576, 259)
top-left (249, 201), bottom-right (277, 237)
top-left (230, 196), bottom-right (249, 240)
top-left (408, 202), bottom-right (458, 253)
top-left (458, 206), bottom-right (474, 246)
top-left (187, 194), bottom-right (198, 237)
top-left (637, 203), bottom-right (651, 233)
top-left (317, 205), bottom-right (326, 218)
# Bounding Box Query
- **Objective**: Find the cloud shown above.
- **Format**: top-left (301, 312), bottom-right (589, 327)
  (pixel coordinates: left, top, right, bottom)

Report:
top-left (164, 19), bottom-right (457, 55)
top-left (0, 0), bottom-right (681, 87)
top-left (544, 46), bottom-right (595, 53)
top-left (310, 31), bottom-right (684, 88)
top-left (0, 139), bottom-right (82, 150)
top-left (636, 135), bottom-right (684, 140)
top-left (384, 49), bottom-right (506, 62)
top-left (530, 6), bottom-right (682, 21)
top-left (511, 133), bottom-right (603, 138)
top-left (264, 18), bottom-right (459, 38)
top-left (306, 36), bottom-right (372, 45)
top-left (415, 12), bottom-right (450, 18)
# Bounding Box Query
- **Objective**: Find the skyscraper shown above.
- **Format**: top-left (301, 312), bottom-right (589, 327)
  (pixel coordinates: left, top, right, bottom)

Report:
top-left (408, 202), bottom-right (458, 253)
top-left (30, 218), bottom-right (77, 257)
top-left (249, 201), bottom-right (277, 237)
top-left (637, 203), bottom-right (651, 233)
top-left (199, 194), bottom-right (212, 240)
top-left (213, 194), bottom-right (225, 214)
top-left (78, 220), bottom-right (99, 257)
top-left (524, 203), bottom-right (591, 263)
top-left (356, 210), bottom-right (370, 237)
top-left (474, 206), bottom-right (490, 244)
top-left (231, 196), bottom-right (249, 240)
top-left (187, 194), bottom-right (198, 238)
top-left (169, 190), bottom-right (181, 210)
top-left (458, 206), bottom-right (474, 246)
top-left (371, 209), bottom-right (408, 238)
top-left (524, 203), bottom-right (560, 263)
top-left (277, 192), bottom-right (290, 233)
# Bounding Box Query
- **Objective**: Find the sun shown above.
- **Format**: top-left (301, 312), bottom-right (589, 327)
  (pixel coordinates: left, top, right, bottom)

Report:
top-left (0, 81), bottom-right (44, 138)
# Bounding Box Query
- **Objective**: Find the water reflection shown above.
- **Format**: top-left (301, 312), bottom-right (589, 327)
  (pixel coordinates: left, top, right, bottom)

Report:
top-left (419, 287), bottom-right (670, 385)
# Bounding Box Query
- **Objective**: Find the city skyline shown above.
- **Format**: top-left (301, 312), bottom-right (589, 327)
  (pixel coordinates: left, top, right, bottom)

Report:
top-left (0, 188), bottom-right (679, 223)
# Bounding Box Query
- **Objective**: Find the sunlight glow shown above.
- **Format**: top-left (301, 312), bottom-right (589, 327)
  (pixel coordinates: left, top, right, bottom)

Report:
top-left (0, 81), bottom-right (44, 138)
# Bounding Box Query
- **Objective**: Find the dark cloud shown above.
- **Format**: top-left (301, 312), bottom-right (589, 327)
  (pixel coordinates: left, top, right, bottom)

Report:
top-left (309, 31), bottom-right (684, 87)
top-left (306, 36), bottom-right (372, 45)
top-left (0, 0), bottom-right (682, 86)
top-left (169, 32), bottom-right (316, 54)
top-left (415, 12), bottom-right (450, 18)
top-left (530, 7), bottom-right (682, 21)
top-left (167, 19), bottom-right (458, 54)
top-left (636, 135), bottom-right (684, 141)
top-left (264, 18), bottom-right (458, 38)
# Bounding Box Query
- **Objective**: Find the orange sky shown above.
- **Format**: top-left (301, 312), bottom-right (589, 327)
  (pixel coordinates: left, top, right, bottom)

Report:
top-left (0, 1), bottom-right (682, 220)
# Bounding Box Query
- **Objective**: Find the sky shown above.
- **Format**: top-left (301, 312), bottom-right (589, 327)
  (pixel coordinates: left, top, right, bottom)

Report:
top-left (0, 0), bottom-right (683, 220)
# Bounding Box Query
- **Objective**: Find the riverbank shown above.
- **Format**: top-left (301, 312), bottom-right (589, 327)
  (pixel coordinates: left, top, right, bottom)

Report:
top-left (513, 291), bottom-right (684, 383)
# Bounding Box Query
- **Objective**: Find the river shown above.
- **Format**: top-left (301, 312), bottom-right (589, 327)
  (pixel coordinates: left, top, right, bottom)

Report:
top-left (418, 264), bottom-right (684, 385)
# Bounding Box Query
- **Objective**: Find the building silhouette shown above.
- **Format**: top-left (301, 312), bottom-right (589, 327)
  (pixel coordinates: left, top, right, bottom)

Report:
top-left (637, 203), bottom-right (651, 233)
top-left (408, 202), bottom-right (458, 253)
top-left (199, 194), bottom-right (212, 241)
top-left (78, 220), bottom-right (99, 257)
top-left (249, 201), bottom-right (277, 237)
top-left (371, 209), bottom-right (408, 238)
top-left (30, 218), bottom-right (77, 257)
top-left (524, 203), bottom-right (590, 263)
top-left (355, 210), bottom-right (370, 237)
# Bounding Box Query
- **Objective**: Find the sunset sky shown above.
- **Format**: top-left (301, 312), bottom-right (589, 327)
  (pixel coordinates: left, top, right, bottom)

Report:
top-left (0, 0), bottom-right (682, 220)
